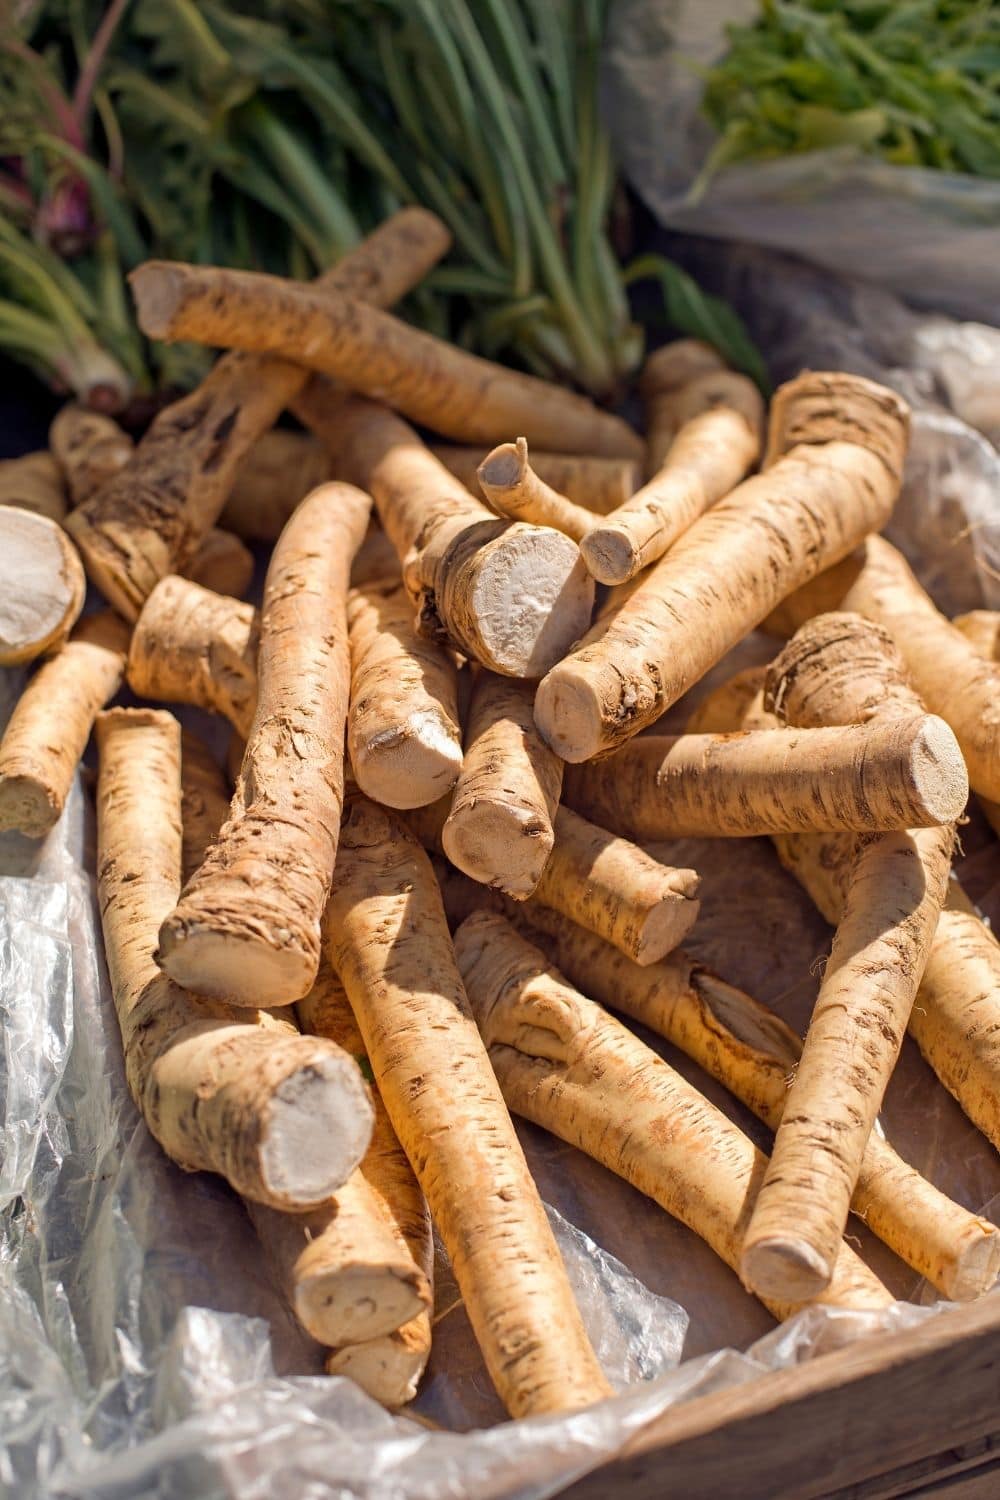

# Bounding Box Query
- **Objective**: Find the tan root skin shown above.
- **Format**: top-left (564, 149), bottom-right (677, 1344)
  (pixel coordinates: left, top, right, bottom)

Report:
top-left (439, 880), bottom-right (1000, 1304)
top-left (96, 707), bottom-right (374, 1209)
top-left (347, 575), bottom-right (463, 809)
top-left (741, 823), bottom-right (954, 1302)
top-left (562, 717), bottom-right (967, 839)
top-left (0, 611), bottom-right (130, 838)
top-left (639, 339), bottom-right (726, 473)
top-left (454, 912), bottom-right (891, 1321)
top-left (953, 610), bottom-right (1000, 661)
top-left (0, 451), bottom-right (66, 521)
top-left (298, 392), bottom-right (595, 678)
top-left (477, 438), bottom-right (598, 543)
top-left (325, 797), bottom-right (610, 1419)
top-left (157, 481), bottom-right (370, 1007)
top-left (581, 347), bottom-right (765, 585)
top-left (221, 428), bottom-right (331, 541)
top-left (131, 260), bottom-right (642, 460)
top-left (296, 966), bottom-right (433, 1388)
top-left (538, 807), bottom-right (701, 966)
top-left (66, 209), bottom-right (451, 619)
top-left (0, 506), bottom-right (86, 665)
top-left (432, 445), bottom-right (640, 515)
top-left (49, 405), bottom-right (134, 506)
top-left (534, 372), bottom-right (909, 760)
top-left (442, 671), bottom-right (564, 897)
top-left (184, 527), bottom-right (254, 599)
top-left (767, 536), bottom-right (1000, 802)
top-left (179, 731), bottom-right (232, 880)
top-left (127, 574), bottom-right (259, 737)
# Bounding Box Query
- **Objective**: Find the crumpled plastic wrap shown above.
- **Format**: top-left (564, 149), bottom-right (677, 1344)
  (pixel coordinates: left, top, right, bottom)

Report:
top-left (604, 0), bottom-right (1000, 325)
top-left (5, 304), bottom-right (1000, 1500)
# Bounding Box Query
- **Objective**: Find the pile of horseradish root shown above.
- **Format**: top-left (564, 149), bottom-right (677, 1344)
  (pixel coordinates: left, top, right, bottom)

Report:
top-left (1, 205), bottom-right (999, 1421)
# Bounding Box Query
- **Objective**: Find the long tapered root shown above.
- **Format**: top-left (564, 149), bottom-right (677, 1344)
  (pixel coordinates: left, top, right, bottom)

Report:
top-left (477, 438), bottom-right (598, 543)
top-left (563, 717), bottom-right (967, 838)
top-left (535, 372), bottom-right (909, 759)
top-left (433, 445), bottom-right (640, 514)
top-left (580, 353), bottom-right (764, 584)
top-left (445, 886), bottom-right (1000, 1303)
top-left (0, 507), bottom-right (86, 665)
top-left (454, 912), bottom-right (891, 1319)
top-left (127, 574), bottom-right (259, 736)
top-left (131, 261), bottom-right (642, 459)
top-left (158, 482), bottom-right (370, 1007)
top-left (0, 611), bottom-right (130, 837)
top-left (66, 210), bottom-right (451, 619)
top-left (325, 797), bottom-right (610, 1418)
top-left (96, 707), bottom-right (374, 1208)
top-left (348, 576), bottom-right (462, 808)
top-left (442, 672), bottom-right (563, 897)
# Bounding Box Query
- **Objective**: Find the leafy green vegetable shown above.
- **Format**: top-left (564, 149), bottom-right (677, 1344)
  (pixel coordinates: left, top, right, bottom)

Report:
top-left (701, 0), bottom-right (1000, 185)
top-left (0, 0), bottom-right (765, 407)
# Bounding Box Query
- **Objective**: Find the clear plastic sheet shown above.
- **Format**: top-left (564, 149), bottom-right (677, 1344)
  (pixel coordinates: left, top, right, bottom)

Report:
top-left (5, 324), bottom-right (1000, 1500)
top-left (604, 0), bottom-right (1000, 325)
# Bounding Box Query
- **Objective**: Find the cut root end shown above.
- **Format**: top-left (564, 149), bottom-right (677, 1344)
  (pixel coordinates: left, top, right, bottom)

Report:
top-left (740, 1235), bottom-right (833, 1304)
top-left (260, 1051), bottom-right (374, 1208)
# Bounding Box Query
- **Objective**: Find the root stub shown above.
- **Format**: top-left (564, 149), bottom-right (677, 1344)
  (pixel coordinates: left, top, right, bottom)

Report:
top-left (740, 1236), bottom-right (832, 1304)
top-left (156, 919), bottom-right (318, 1013)
top-left (0, 507), bottom-right (86, 665)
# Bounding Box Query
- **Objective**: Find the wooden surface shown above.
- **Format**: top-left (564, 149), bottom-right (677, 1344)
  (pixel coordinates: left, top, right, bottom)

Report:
top-left (563, 1296), bottom-right (1000, 1500)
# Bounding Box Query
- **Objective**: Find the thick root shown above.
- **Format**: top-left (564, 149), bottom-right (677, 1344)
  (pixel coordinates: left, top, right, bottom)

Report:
top-left (534, 372), bottom-right (908, 760)
top-left (442, 672), bottom-right (563, 897)
top-left (325, 796), bottom-right (611, 1419)
top-left (221, 429), bottom-right (331, 541)
top-left (96, 707), bottom-right (374, 1209)
top-left (184, 528), bottom-right (254, 599)
top-left (49, 406), bottom-right (133, 506)
top-left (66, 209), bottom-right (450, 619)
top-left (157, 483), bottom-right (370, 1006)
top-left (131, 261), bottom-right (642, 460)
top-left (127, 574), bottom-right (259, 737)
top-left (0, 611), bottom-right (130, 837)
top-left (0, 507), bottom-right (86, 665)
top-left (455, 912), bottom-right (891, 1320)
top-left (563, 718), bottom-right (967, 838)
top-left (348, 576), bottom-right (462, 809)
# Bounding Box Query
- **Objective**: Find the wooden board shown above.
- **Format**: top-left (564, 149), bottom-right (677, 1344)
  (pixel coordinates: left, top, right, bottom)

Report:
top-left (562, 1296), bottom-right (1000, 1500)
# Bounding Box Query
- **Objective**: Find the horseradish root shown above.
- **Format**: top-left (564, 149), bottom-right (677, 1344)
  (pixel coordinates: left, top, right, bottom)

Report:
top-left (66, 208), bottom-right (450, 619)
top-left (131, 262), bottom-right (642, 460)
top-left (299, 391), bottom-right (595, 677)
top-left (347, 576), bottom-right (463, 809)
top-left (0, 611), bottom-right (130, 837)
top-left (455, 913), bottom-right (891, 1319)
top-left (127, 575), bottom-right (259, 737)
top-left (765, 611), bottom-right (1000, 1157)
top-left (179, 732), bottom-right (232, 879)
top-left (465, 897), bottom-right (999, 1303)
top-left (0, 451), bottom-right (66, 521)
top-left (640, 339), bottom-right (726, 473)
top-left (432, 445), bottom-right (640, 514)
top-left (476, 438), bottom-right (598, 542)
top-left (580, 347), bottom-right (764, 585)
top-left (49, 405), bottom-right (133, 505)
top-left (325, 797), bottom-right (611, 1418)
top-left (731, 614), bottom-right (956, 1301)
top-left (221, 429), bottom-right (331, 541)
top-left (183, 527), bottom-right (254, 599)
top-left (442, 672), bottom-right (563, 897)
top-left (535, 372), bottom-right (907, 760)
top-left (298, 966), bottom-right (433, 1385)
top-left (0, 507), bottom-right (86, 665)
top-left (157, 481), bottom-right (370, 1007)
top-left (536, 808), bottom-right (700, 966)
top-left (953, 610), bottom-right (1000, 661)
top-left (766, 536), bottom-right (1000, 802)
top-left (96, 707), bottom-right (374, 1208)
top-left (562, 717), bottom-right (967, 838)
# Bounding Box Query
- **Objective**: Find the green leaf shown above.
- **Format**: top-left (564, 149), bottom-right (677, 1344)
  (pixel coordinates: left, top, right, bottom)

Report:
top-left (625, 254), bottom-right (770, 392)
